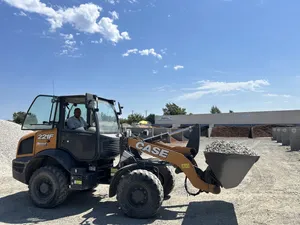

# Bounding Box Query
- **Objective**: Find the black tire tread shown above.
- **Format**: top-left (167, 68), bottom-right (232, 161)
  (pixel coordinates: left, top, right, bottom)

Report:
top-left (28, 165), bottom-right (69, 208)
top-left (158, 165), bottom-right (176, 197)
top-left (116, 169), bottom-right (164, 219)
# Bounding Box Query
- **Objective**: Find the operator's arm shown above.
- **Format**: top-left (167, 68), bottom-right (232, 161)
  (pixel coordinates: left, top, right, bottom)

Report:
top-left (81, 117), bottom-right (88, 128)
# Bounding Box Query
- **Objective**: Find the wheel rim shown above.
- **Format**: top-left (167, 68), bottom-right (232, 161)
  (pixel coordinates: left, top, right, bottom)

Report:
top-left (33, 176), bottom-right (55, 202)
top-left (127, 185), bottom-right (148, 207)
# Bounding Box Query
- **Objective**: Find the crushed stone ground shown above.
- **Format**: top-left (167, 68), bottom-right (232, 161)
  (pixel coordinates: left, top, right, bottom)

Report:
top-left (0, 120), bottom-right (31, 177)
top-left (0, 123), bottom-right (299, 225)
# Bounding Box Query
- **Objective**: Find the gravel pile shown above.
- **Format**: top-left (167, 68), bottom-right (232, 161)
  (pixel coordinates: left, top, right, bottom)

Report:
top-left (211, 126), bottom-right (251, 137)
top-left (0, 120), bottom-right (32, 176)
top-left (204, 140), bottom-right (258, 156)
top-left (252, 125), bottom-right (274, 137)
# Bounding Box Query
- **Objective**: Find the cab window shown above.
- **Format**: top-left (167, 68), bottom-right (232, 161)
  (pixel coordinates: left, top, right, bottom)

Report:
top-left (22, 95), bottom-right (58, 130)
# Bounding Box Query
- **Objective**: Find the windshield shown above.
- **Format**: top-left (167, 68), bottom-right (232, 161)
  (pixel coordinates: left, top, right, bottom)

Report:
top-left (96, 99), bottom-right (119, 134)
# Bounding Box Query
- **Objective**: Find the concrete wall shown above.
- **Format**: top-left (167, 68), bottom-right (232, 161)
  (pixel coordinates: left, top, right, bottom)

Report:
top-left (281, 128), bottom-right (290, 146)
top-left (155, 110), bottom-right (300, 125)
top-left (289, 127), bottom-right (300, 151)
top-left (271, 127), bottom-right (277, 140)
top-left (276, 128), bottom-right (282, 143)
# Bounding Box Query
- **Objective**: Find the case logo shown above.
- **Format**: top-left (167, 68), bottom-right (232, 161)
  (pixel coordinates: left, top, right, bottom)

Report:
top-left (135, 141), bottom-right (170, 158)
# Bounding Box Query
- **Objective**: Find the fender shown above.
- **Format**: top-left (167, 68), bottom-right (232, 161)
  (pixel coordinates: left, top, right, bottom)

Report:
top-left (35, 149), bottom-right (76, 172)
top-left (109, 160), bottom-right (167, 197)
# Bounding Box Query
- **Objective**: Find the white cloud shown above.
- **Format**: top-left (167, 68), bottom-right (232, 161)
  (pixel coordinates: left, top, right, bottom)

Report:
top-left (263, 93), bottom-right (291, 98)
top-left (177, 79), bottom-right (270, 100)
top-left (122, 48), bottom-right (138, 57)
top-left (174, 65), bottom-right (184, 70)
top-left (60, 33), bottom-right (73, 40)
top-left (91, 38), bottom-right (103, 44)
top-left (106, 0), bottom-right (137, 4)
top-left (105, 0), bottom-right (120, 4)
top-left (152, 70), bottom-right (158, 74)
top-left (59, 33), bottom-right (79, 57)
top-left (124, 8), bottom-right (142, 13)
top-left (164, 65), bottom-right (168, 68)
top-left (14, 11), bottom-right (27, 17)
top-left (139, 49), bottom-right (162, 59)
top-left (98, 17), bottom-right (130, 43)
top-left (122, 48), bottom-right (162, 59)
top-left (109, 11), bottom-right (119, 20)
top-left (3, 0), bottom-right (130, 44)
top-left (160, 48), bottom-right (167, 55)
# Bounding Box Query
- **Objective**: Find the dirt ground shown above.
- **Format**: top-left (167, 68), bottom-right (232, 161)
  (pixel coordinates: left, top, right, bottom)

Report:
top-left (1, 137), bottom-right (300, 225)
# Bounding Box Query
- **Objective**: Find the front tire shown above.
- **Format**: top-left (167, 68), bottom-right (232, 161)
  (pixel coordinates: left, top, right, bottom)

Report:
top-left (28, 166), bottom-right (69, 208)
top-left (116, 169), bottom-right (164, 219)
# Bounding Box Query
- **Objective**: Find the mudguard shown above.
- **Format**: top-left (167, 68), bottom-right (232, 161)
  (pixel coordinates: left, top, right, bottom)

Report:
top-left (35, 149), bottom-right (76, 172)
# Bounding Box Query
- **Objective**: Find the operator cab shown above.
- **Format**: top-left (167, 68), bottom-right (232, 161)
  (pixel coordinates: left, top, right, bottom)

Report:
top-left (21, 93), bottom-right (123, 162)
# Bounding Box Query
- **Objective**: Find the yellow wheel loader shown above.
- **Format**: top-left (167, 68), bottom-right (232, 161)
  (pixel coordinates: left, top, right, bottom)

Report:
top-left (12, 93), bottom-right (260, 219)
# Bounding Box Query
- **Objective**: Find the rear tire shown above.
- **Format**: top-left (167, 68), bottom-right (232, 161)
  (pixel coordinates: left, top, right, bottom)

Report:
top-left (116, 169), bottom-right (164, 219)
top-left (28, 166), bottom-right (69, 208)
top-left (156, 165), bottom-right (175, 198)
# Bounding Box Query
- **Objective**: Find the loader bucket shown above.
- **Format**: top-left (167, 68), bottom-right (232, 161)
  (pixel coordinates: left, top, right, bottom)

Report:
top-left (204, 152), bottom-right (260, 189)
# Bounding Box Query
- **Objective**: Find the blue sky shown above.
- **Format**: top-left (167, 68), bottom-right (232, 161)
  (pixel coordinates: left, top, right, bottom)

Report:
top-left (1, 0), bottom-right (300, 120)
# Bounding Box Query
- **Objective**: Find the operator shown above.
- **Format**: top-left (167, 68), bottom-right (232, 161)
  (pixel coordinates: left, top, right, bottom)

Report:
top-left (67, 108), bottom-right (88, 130)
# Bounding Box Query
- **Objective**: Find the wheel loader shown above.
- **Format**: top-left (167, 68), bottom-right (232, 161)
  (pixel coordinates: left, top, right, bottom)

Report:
top-left (12, 93), bottom-right (260, 218)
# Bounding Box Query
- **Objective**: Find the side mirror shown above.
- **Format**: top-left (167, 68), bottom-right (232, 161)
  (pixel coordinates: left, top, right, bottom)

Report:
top-left (117, 102), bottom-right (123, 115)
top-left (87, 100), bottom-right (97, 110)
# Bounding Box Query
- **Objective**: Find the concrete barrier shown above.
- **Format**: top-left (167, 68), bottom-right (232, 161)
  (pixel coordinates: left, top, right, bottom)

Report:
top-left (281, 127), bottom-right (290, 146)
top-left (271, 127), bottom-right (277, 140)
top-left (171, 130), bottom-right (184, 141)
top-left (153, 128), bottom-right (171, 143)
top-left (130, 128), bottom-right (153, 138)
top-left (276, 127), bottom-right (282, 143)
top-left (289, 127), bottom-right (300, 151)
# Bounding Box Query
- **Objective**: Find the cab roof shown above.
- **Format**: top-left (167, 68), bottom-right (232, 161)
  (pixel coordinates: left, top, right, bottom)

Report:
top-left (46, 93), bottom-right (115, 104)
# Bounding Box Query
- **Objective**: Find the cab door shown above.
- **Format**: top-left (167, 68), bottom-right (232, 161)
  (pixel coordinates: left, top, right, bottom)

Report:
top-left (21, 95), bottom-right (59, 155)
top-left (58, 101), bottom-right (98, 161)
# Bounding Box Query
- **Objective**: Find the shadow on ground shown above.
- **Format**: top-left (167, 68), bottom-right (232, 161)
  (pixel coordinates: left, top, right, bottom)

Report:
top-left (0, 191), bottom-right (238, 225)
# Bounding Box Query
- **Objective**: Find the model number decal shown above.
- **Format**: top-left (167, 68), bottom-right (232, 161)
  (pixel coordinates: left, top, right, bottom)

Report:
top-left (37, 134), bottom-right (54, 140)
top-left (135, 141), bottom-right (170, 158)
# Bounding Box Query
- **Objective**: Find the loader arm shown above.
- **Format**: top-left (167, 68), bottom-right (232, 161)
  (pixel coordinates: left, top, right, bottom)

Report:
top-left (127, 138), bottom-right (221, 194)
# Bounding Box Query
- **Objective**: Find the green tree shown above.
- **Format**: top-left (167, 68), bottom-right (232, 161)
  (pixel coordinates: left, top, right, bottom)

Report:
top-left (127, 113), bottom-right (145, 124)
top-left (163, 103), bottom-right (186, 115)
top-left (229, 110), bottom-right (234, 113)
top-left (12, 111), bottom-right (26, 124)
top-left (119, 118), bottom-right (128, 124)
top-left (146, 114), bottom-right (155, 124)
top-left (12, 111), bottom-right (38, 125)
top-left (210, 106), bottom-right (221, 114)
